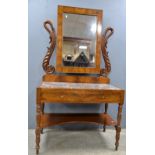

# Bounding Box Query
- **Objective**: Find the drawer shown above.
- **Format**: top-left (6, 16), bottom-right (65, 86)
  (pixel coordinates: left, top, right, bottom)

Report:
top-left (38, 88), bottom-right (123, 104)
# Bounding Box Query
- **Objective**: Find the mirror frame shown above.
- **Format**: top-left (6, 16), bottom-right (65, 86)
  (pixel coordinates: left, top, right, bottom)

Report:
top-left (56, 5), bottom-right (103, 74)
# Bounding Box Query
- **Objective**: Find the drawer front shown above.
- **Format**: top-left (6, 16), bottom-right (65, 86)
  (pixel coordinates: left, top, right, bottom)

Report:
top-left (39, 89), bottom-right (122, 103)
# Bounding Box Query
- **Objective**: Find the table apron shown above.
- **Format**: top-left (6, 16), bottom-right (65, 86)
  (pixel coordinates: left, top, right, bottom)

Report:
top-left (38, 88), bottom-right (124, 104)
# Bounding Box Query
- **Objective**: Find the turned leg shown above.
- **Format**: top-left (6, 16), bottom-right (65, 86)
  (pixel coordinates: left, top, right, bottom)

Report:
top-left (35, 90), bottom-right (41, 154)
top-left (40, 104), bottom-right (44, 134)
top-left (103, 103), bottom-right (108, 132)
top-left (115, 104), bottom-right (123, 150)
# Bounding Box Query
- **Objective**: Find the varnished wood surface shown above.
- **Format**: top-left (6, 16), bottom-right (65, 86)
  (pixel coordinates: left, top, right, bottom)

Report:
top-left (36, 83), bottom-right (124, 154)
top-left (100, 27), bottom-right (114, 76)
top-left (40, 113), bottom-right (117, 128)
top-left (56, 5), bottom-right (103, 74)
top-left (42, 20), bottom-right (56, 74)
top-left (42, 74), bottom-right (110, 83)
top-left (37, 87), bottom-right (124, 104)
top-left (115, 104), bottom-right (123, 150)
top-left (103, 103), bottom-right (108, 132)
top-left (36, 5), bottom-right (124, 154)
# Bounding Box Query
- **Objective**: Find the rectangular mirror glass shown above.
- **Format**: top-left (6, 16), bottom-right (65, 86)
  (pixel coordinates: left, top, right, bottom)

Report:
top-left (63, 13), bottom-right (97, 68)
top-left (56, 6), bottom-right (103, 74)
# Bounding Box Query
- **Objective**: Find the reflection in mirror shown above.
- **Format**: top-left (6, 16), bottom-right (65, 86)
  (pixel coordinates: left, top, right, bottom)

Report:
top-left (63, 13), bottom-right (97, 67)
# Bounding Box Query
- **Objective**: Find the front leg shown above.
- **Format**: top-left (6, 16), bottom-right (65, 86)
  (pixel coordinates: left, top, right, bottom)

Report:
top-left (35, 104), bottom-right (41, 154)
top-left (115, 104), bottom-right (123, 150)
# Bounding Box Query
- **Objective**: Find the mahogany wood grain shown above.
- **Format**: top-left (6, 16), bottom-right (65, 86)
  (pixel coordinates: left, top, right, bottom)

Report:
top-left (56, 5), bottom-right (103, 74)
top-left (100, 27), bottom-right (114, 76)
top-left (36, 81), bottom-right (124, 154)
top-left (115, 104), bottom-right (123, 150)
top-left (103, 103), bottom-right (108, 132)
top-left (36, 87), bottom-right (125, 154)
top-left (42, 74), bottom-right (110, 83)
top-left (42, 21), bottom-right (56, 74)
top-left (40, 113), bottom-right (117, 128)
top-left (35, 89), bottom-right (41, 155)
top-left (40, 104), bottom-right (44, 134)
top-left (38, 88), bottom-right (124, 104)
top-left (36, 5), bottom-right (125, 154)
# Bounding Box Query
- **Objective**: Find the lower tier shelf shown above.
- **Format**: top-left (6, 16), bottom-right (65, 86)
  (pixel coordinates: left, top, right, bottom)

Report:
top-left (40, 113), bottom-right (117, 128)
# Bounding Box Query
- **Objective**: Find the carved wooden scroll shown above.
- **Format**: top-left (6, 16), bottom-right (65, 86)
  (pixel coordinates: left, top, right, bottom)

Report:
top-left (42, 20), bottom-right (56, 74)
top-left (100, 27), bottom-right (114, 76)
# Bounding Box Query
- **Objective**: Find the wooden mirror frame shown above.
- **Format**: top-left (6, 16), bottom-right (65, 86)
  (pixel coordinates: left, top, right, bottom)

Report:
top-left (56, 5), bottom-right (103, 74)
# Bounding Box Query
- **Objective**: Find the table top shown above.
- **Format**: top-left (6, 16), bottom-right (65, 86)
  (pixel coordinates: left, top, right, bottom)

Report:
top-left (40, 82), bottom-right (121, 90)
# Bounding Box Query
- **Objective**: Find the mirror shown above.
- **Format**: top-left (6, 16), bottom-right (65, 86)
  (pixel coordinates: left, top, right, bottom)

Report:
top-left (63, 13), bottom-right (97, 68)
top-left (56, 5), bottom-right (103, 74)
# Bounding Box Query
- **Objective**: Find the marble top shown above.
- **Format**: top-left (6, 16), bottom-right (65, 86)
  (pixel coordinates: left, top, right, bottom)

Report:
top-left (40, 82), bottom-right (121, 90)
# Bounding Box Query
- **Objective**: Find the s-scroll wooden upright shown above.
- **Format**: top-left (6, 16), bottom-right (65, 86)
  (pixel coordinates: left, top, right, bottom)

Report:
top-left (42, 20), bottom-right (56, 74)
top-left (100, 27), bottom-right (114, 77)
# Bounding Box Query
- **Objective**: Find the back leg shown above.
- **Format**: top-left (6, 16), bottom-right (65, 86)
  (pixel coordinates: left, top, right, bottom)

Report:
top-left (40, 103), bottom-right (45, 134)
top-left (103, 103), bottom-right (108, 132)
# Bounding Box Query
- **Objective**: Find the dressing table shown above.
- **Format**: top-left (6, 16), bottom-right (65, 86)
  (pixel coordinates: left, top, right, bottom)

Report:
top-left (35, 5), bottom-right (125, 154)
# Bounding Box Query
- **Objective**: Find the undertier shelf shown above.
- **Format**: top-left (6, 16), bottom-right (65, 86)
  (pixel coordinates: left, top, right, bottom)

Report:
top-left (40, 113), bottom-right (117, 128)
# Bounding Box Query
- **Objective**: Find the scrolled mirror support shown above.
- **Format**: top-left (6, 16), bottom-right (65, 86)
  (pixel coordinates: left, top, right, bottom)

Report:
top-left (42, 20), bottom-right (56, 74)
top-left (100, 27), bottom-right (114, 77)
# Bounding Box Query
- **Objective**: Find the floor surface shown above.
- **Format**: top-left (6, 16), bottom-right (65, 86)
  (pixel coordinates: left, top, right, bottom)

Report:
top-left (29, 129), bottom-right (126, 155)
